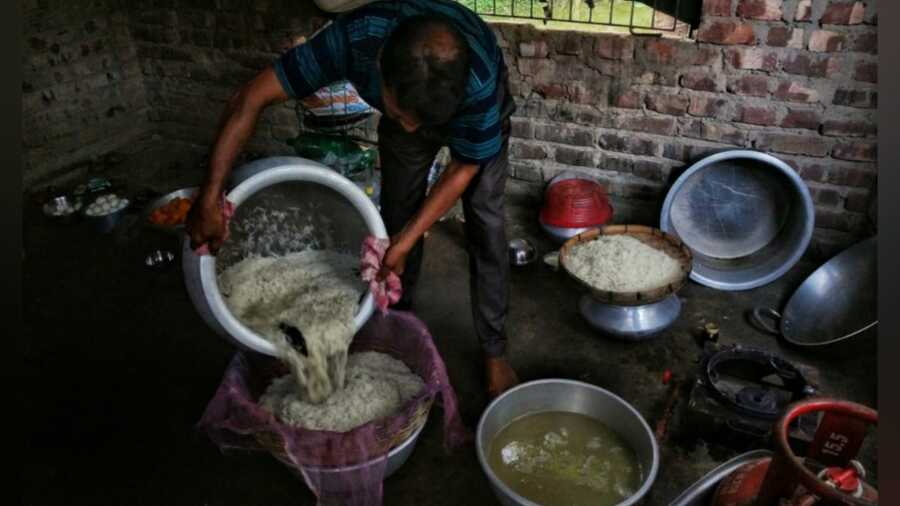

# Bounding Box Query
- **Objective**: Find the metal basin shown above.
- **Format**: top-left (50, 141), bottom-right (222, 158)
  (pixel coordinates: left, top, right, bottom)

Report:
top-left (182, 157), bottom-right (388, 357)
top-left (668, 450), bottom-right (772, 506)
top-left (579, 293), bottom-right (682, 341)
top-left (660, 150), bottom-right (814, 291)
top-left (477, 379), bottom-right (659, 506)
top-left (291, 421), bottom-right (426, 494)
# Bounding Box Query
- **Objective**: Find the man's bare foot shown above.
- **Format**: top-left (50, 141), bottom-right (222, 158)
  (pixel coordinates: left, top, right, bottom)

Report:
top-left (486, 356), bottom-right (520, 400)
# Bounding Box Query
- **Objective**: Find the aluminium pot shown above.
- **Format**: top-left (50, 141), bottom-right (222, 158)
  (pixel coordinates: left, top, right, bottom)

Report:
top-left (476, 379), bottom-right (659, 506)
top-left (182, 157), bottom-right (388, 357)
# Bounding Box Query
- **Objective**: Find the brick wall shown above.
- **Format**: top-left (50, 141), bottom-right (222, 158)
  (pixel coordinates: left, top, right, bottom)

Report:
top-left (130, 0), bottom-right (329, 157)
top-left (23, 0), bottom-right (877, 254)
top-left (22, 0), bottom-right (150, 187)
top-left (497, 0), bottom-right (878, 253)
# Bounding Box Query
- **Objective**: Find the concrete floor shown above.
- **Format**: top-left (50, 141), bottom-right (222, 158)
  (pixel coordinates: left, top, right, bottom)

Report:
top-left (23, 152), bottom-right (877, 505)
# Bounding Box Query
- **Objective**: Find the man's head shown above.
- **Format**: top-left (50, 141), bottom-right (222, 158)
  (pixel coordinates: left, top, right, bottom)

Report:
top-left (379, 15), bottom-right (470, 133)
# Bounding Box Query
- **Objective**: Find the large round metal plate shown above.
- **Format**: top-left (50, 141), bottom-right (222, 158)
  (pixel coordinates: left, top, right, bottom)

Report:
top-left (669, 160), bottom-right (790, 260)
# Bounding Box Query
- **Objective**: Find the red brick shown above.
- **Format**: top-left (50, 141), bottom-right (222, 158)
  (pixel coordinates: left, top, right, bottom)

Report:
top-left (774, 81), bottom-right (819, 103)
top-left (811, 186), bottom-right (843, 207)
top-left (808, 30), bottom-right (847, 52)
top-left (845, 188), bottom-right (871, 212)
top-left (795, 0), bottom-right (812, 21)
top-left (697, 20), bottom-right (757, 45)
top-left (511, 141), bottom-right (547, 160)
top-left (536, 83), bottom-right (567, 99)
top-left (854, 61), bottom-right (877, 83)
top-left (766, 26), bottom-right (790, 46)
top-left (782, 53), bottom-right (839, 78)
top-left (517, 58), bottom-right (556, 82)
top-left (535, 124), bottom-right (594, 146)
top-left (729, 75), bottom-right (770, 97)
top-left (645, 94), bottom-right (690, 116)
top-left (833, 88), bottom-right (877, 108)
top-left (832, 141), bottom-right (877, 161)
top-left (737, 105), bottom-right (777, 125)
top-left (781, 109), bottom-right (822, 130)
top-left (519, 40), bottom-right (549, 58)
top-left (618, 115), bottom-right (677, 136)
top-left (599, 133), bottom-right (660, 157)
top-left (815, 163), bottom-right (876, 188)
top-left (815, 208), bottom-right (866, 233)
top-left (797, 162), bottom-right (826, 183)
top-left (614, 90), bottom-right (642, 109)
top-left (851, 32), bottom-right (877, 54)
top-left (703, 0), bottom-right (733, 16)
top-left (727, 47), bottom-right (778, 71)
top-left (821, 1), bottom-right (865, 25)
top-left (510, 118), bottom-right (533, 139)
top-left (822, 119), bottom-right (876, 138)
top-left (555, 146), bottom-right (595, 167)
top-left (689, 96), bottom-right (730, 118)
top-left (594, 36), bottom-right (633, 60)
top-left (632, 159), bottom-right (672, 182)
top-left (736, 0), bottom-right (783, 20)
top-left (755, 133), bottom-right (830, 157)
top-left (680, 72), bottom-right (720, 91)
top-left (683, 120), bottom-right (747, 145)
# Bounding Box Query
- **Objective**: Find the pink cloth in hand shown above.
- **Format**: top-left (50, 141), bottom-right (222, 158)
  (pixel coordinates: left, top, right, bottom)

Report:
top-left (193, 195), bottom-right (236, 256)
top-left (360, 236), bottom-right (402, 312)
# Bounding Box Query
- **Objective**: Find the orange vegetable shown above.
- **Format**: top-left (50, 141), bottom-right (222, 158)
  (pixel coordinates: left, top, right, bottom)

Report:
top-left (149, 196), bottom-right (196, 226)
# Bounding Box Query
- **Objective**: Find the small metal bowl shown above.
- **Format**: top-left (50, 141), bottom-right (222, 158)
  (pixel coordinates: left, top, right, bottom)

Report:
top-left (145, 249), bottom-right (176, 269)
top-left (508, 238), bottom-right (536, 266)
top-left (41, 195), bottom-right (83, 224)
top-left (83, 196), bottom-right (131, 234)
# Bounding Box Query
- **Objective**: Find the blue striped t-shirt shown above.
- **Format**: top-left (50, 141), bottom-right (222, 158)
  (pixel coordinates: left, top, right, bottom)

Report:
top-left (273, 0), bottom-right (508, 166)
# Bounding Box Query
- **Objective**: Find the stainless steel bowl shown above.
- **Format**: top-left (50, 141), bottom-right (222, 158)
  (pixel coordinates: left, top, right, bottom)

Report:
top-left (84, 199), bottom-right (130, 234)
top-left (660, 150), bottom-right (814, 291)
top-left (578, 293), bottom-right (682, 340)
top-left (477, 379), bottom-right (659, 506)
top-left (142, 187), bottom-right (199, 235)
top-left (539, 220), bottom-right (594, 245)
top-left (286, 421), bottom-right (425, 494)
top-left (41, 194), bottom-right (83, 224)
top-left (508, 238), bottom-right (536, 266)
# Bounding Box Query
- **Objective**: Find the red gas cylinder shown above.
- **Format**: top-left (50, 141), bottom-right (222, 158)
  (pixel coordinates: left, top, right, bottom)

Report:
top-left (713, 398), bottom-right (877, 506)
top-left (539, 176), bottom-right (613, 229)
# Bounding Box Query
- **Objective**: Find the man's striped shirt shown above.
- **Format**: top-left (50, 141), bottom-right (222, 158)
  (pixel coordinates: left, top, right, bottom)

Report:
top-left (274, 0), bottom-right (510, 166)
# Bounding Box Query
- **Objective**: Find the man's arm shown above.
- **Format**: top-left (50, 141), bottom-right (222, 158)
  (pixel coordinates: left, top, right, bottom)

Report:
top-left (186, 66), bottom-right (289, 251)
top-left (378, 158), bottom-right (479, 279)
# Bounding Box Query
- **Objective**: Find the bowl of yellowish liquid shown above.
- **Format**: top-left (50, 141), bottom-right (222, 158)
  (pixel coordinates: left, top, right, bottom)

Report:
top-left (476, 379), bottom-right (659, 506)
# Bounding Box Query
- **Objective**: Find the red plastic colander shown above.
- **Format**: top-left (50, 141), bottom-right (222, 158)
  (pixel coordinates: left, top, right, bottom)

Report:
top-left (540, 178), bottom-right (613, 228)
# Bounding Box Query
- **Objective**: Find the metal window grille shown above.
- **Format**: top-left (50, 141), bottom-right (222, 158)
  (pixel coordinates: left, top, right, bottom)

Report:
top-left (456, 0), bottom-right (700, 33)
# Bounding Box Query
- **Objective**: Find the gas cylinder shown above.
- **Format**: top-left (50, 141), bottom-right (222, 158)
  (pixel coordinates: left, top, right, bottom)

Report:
top-left (712, 398), bottom-right (877, 506)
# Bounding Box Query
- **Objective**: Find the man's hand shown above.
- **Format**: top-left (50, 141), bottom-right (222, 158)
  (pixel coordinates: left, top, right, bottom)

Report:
top-left (377, 235), bottom-right (411, 281)
top-left (188, 66), bottom-right (289, 254)
top-left (186, 195), bottom-right (226, 253)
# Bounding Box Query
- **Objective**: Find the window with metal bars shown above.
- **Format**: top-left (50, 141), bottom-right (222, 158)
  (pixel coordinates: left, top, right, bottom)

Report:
top-left (456, 0), bottom-right (701, 35)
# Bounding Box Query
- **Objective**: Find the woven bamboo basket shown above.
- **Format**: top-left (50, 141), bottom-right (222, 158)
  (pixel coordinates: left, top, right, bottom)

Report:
top-left (559, 224), bottom-right (693, 306)
top-left (255, 395), bottom-right (433, 469)
top-left (253, 338), bottom-right (435, 469)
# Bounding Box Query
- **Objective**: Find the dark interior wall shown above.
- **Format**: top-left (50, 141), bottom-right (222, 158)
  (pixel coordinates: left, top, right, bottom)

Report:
top-left (22, 0), bottom-right (150, 187)
top-left (130, 0), bottom-right (329, 156)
